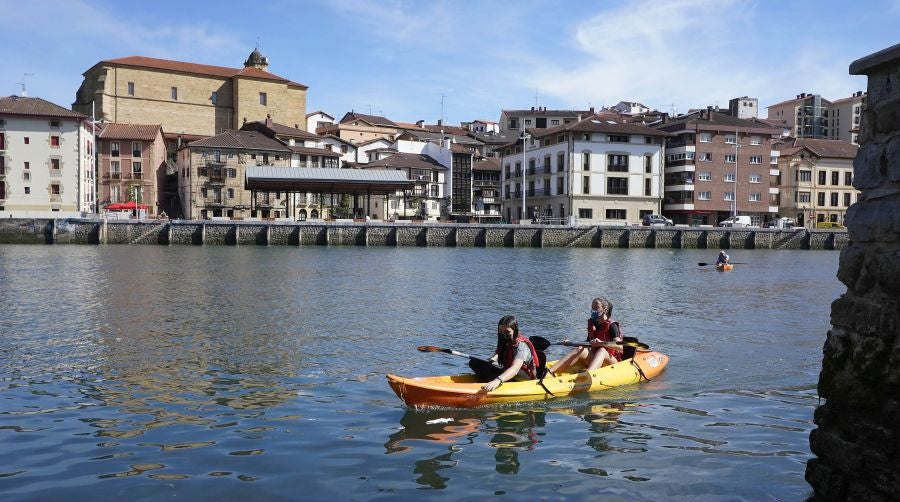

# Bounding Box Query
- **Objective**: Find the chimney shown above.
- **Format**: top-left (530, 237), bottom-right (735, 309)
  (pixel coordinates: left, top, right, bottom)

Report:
top-left (294, 124), bottom-right (299, 129)
top-left (265, 114), bottom-right (273, 127)
top-left (706, 105), bottom-right (713, 119)
top-left (589, 106), bottom-right (595, 114)
top-left (437, 119), bottom-right (442, 126)
top-left (531, 106), bottom-right (535, 111)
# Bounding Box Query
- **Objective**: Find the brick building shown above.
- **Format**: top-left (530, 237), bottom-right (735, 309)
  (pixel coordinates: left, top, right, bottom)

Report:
top-left (97, 123), bottom-right (166, 217)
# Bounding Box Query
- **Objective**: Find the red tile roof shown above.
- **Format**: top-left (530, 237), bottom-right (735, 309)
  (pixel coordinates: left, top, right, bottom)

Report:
top-left (776, 138), bottom-right (858, 159)
top-left (98, 123), bottom-right (162, 141)
top-left (100, 56), bottom-right (307, 89)
top-left (0, 95), bottom-right (87, 119)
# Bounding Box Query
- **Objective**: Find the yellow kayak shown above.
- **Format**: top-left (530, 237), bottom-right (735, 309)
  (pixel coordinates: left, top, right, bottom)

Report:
top-left (716, 263), bottom-right (733, 271)
top-left (387, 351), bottom-right (669, 408)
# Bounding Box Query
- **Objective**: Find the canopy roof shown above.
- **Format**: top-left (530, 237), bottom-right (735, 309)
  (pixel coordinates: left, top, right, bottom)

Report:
top-left (244, 166), bottom-right (415, 194)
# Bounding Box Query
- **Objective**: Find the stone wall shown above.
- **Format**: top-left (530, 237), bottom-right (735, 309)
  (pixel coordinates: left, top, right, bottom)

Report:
top-left (0, 218), bottom-right (850, 250)
top-left (806, 43), bottom-right (900, 500)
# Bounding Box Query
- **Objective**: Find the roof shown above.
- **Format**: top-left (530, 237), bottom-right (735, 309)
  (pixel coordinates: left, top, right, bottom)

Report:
top-left (397, 129), bottom-right (481, 146)
top-left (244, 166), bottom-right (414, 194)
top-left (322, 134), bottom-right (357, 147)
top-left (531, 113), bottom-right (670, 140)
top-left (473, 157), bottom-right (501, 171)
top-left (502, 109), bottom-right (591, 116)
top-left (242, 120), bottom-right (319, 140)
top-left (766, 94), bottom-right (829, 109)
top-left (0, 95), bottom-right (87, 119)
top-left (356, 137), bottom-right (393, 147)
top-left (776, 138), bottom-right (858, 159)
top-left (98, 123), bottom-right (162, 141)
top-left (655, 110), bottom-right (783, 134)
top-left (366, 152), bottom-right (447, 170)
top-left (163, 131), bottom-right (208, 142)
top-left (830, 93), bottom-right (866, 105)
top-left (449, 143), bottom-right (475, 154)
top-left (339, 112), bottom-right (399, 128)
top-left (290, 145), bottom-right (341, 157)
top-left (306, 110), bottom-right (335, 119)
top-left (188, 130), bottom-right (291, 151)
top-left (97, 56), bottom-right (307, 89)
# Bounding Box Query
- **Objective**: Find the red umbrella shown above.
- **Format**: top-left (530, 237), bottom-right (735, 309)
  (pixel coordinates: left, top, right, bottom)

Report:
top-left (105, 201), bottom-right (148, 210)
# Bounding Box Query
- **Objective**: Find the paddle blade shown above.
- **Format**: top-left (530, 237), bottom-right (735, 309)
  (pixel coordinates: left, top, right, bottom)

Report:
top-left (698, 262), bottom-right (710, 266)
top-left (417, 345), bottom-right (448, 353)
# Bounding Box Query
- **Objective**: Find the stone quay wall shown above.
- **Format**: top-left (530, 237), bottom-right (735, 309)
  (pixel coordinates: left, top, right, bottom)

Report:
top-left (0, 218), bottom-right (848, 250)
top-left (806, 43), bottom-right (900, 500)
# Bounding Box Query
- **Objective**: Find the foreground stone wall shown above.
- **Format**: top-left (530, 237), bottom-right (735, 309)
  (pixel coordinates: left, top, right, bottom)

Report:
top-left (0, 218), bottom-right (849, 250)
top-left (806, 43), bottom-right (900, 500)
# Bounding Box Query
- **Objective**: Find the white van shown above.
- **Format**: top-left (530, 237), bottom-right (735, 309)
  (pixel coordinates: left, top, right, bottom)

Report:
top-left (719, 215), bottom-right (752, 227)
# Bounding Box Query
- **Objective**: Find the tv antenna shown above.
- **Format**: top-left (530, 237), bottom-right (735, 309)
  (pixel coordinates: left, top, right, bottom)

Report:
top-left (17, 73), bottom-right (34, 96)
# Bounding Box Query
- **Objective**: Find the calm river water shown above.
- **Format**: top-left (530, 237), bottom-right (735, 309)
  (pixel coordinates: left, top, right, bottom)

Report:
top-left (0, 245), bottom-right (842, 500)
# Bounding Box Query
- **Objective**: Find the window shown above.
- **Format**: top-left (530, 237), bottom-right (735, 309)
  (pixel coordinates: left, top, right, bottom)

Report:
top-left (24, 137), bottom-right (29, 144)
top-left (557, 177), bottom-right (564, 195)
top-left (111, 161), bottom-right (120, 177)
top-left (24, 161), bottom-right (29, 170)
top-left (749, 192), bottom-right (761, 202)
top-left (111, 141), bottom-right (120, 157)
top-left (771, 156), bottom-right (779, 164)
top-left (508, 118), bottom-right (518, 129)
top-left (578, 208), bottom-right (593, 218)
top-left (645, 155), bottom-right (652, 174)
top-left (818, 171), bottom-right (827, 185)
top-left (23, 171), bottom-right (30, 181)
top-left (698, 191), bottom-right (711, 200)
top-left (227, 188), bottom-right (234, 198)
top-left (606, 209), bottom-right (626, 219)
top-left (504, 164), bottom-right (510, 178)
top-left (725, 154), bottom-right (736, 163)
top-left (645, 136), bottom-right (654, 144)
top-left (582, 175), bottom-right (590, 194)
top-left (749, 174), bottom-right (761, 183)
top-left (50, 158), bottom-right (60, 171)
top-left (551, 119), bottom-right (559, 125)
top-left (211, 91), bottom-right (217, 105)
top-left (830, 193), bottom-right (839, 206)
top-left (133, 161), bottom-right (142, 174)
top-left (582, 133), bottom-right (591, 141)
top-left (844, 193), bottom-right (852, 206)
top-left (51, 184), bottom-right (60, 195)
top-left (844, 172), bottom-right (853, 185)
top-left (524, 119), bottom-right (532, 126)
top-left (750, 136), bottom-right (761, 145)
top-left (698, 172), bottom-right (711, 181)
top-left (644, 178), bottom-right (651, 196)
top-left (699, 133), bottom-right (712, 143)
top-left (699, 152), bottom-right (712, 162)
top-left (0, 133), bottom-right (4, 149)
top-left (227, 168), bottom-right (236, 178)
top-left (259, 92), bottom-right (267, 105)
top-left (50, 136), bottom-right (60, 147)
top-left (50, 120), bottom-right (60, 128)
top-left (749, 155), bottom-right (761, 164)
top-left (582, 152), bottom-right (591, 170)
top-left (132, 142), bottom-right (142, 157)
top-left (798, 191), bottom-right (811, 203)
top-left (557, 152), bottom-right (564, 173)
top-left (725, 135), bottom-right (736, 144)
top-left (171, 87), bottom-right (178, 100)
top-left (799, 170), bottom-right (811, 182)
top-left (818, 192), bottom-right (826, 206)
top-left (831, 172), bottom-right (839, 185)
top-left (724, 173), bottom-right (736, 182)
top-left (24, 186), bottom-right (30, 194)
top-left (724, 191), bottom-right (734, 201)
top-left (608, 134), bottom-right (629, 143)
top-left (127, 82), bottom-right (134, 95)
top-left (608, 154), bottom-right (628, 172)
top-left (607, 177), bottom-right (628, 195)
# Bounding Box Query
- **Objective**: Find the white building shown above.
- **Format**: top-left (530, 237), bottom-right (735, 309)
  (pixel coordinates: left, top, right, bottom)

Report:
top-left (0, 95), bottom-right (95, 217)
top-left (306, 110), bottom-right (334, 134)
top-left (498, 114), bottom-right (668, 224)
top-left (827, 91), bottom-right (866, 145)
top-left (729, 96), bottom-right (759, 119)
top-left (611, 101), bottom-right (652, 115)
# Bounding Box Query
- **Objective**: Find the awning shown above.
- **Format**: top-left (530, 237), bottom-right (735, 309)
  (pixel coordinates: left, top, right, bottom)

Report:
top-left (105, 201), bottom-right (148, 210)
top-left (244, 166), bottom-right (415, 194)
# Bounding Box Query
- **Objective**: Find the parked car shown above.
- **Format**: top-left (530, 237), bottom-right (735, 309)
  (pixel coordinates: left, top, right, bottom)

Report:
top-left (642, 214), bottom-right (674, 226)
top-left (719, 215), bottom-right (752, 227)
top-left (816, 221), bottom-right (846, 229)
top-left (767, 217), bottom-right (795, 229)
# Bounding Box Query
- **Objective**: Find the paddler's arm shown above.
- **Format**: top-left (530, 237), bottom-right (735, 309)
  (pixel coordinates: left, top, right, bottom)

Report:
top-left (481, 358), bottom-right (524, 391)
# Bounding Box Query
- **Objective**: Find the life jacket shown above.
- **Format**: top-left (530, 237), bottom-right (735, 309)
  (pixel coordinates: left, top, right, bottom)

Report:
top-left (496, 334), bottom-right (541, 380)
top-left (588, 318), bottom-right (623, 361)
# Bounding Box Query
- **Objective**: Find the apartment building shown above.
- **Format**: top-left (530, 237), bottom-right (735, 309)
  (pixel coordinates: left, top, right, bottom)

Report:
top-left (729, 96), bottom-right (759, 119)
top-left (654, 108), bottom-right (783, 226)
top-left (365, 151), bottom-right (447, 220)
top-left (498, 107), bottom-right (591, 133)
top-left (315, 112), bottom-right (400, 144)
top-left (306, 111), bottom-right (335, 134)
top-left (827, 91), bottom-right (866, 145)
top-left (74, 49), bottom-right (308, 137)
top-left (498, 114), bottom-right (668, 224)
top-left (775, 138), bottom-right (858, 227)
top-left (472, 157), bottom-right (502, 220)
top-left (176, 130), bottom-right (292, 220)
top-left (767, 93), bottom-right (831, 139)
top-left (97, 123), bottom-right (165, 217)
top-left (0, 95), bottom-right (94, 217)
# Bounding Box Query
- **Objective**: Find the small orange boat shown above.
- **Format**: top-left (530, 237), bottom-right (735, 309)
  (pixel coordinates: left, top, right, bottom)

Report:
top-left (716, 263), bottom-right (734, 272)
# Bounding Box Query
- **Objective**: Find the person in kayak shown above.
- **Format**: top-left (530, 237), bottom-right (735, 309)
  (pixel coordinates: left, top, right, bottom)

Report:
top-left (716, 250), bottom-right (730, 266)
top-left (469, 315), bottom-right (540, 391)
top-left (548, 297), bottom-right (622, 374)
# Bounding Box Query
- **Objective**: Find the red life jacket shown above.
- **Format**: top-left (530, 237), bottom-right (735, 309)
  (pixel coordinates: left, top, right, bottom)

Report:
top-left (587, 318), bottom-right (623, 361)
top-left (497, 334), bottom-right (540, 380)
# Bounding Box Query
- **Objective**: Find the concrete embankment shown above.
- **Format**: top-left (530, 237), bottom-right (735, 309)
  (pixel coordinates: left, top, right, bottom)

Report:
top-left (0, 218), bottom-right (848, 249)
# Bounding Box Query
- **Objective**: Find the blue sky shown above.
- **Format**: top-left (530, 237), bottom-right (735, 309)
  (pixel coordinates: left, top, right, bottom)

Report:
top-left (1, 0), bottom-right (898, 125)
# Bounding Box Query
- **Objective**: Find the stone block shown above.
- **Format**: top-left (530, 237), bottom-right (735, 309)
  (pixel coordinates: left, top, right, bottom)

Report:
top-left (426, 227), bottom-right (454, 246)
top-left (485, 228), bottom-right (512, 247)
top-left (455, 227), bottom-right (483, 247)
top-left (513, 228), bottom-right (540, 247)
top-left (366, 226), bottom-right (393, 246)
top-left (238, 224), bottom-right (267, 245)
top-left (601, 228), bottom-right (627, 248)
top-left (628, 228), bottom-right (651, 248)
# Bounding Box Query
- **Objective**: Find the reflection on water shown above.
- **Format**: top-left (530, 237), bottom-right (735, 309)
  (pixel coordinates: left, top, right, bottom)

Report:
top-left (0, 245), bottom-right (835, 499)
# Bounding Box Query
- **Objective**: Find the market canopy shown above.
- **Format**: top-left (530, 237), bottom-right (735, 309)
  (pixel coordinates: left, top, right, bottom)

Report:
top-left (244, 166), bottom-right (415, 195)
top-left (105, 201), bottom-right (148, 210)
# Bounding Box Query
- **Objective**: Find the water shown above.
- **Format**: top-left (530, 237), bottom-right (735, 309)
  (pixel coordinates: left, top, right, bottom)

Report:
top-left (0, 245), bottom-right (842, 500)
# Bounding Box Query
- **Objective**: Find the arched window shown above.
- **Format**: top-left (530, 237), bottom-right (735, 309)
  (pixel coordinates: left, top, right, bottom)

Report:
top-left (311, 209), bottom-right (319, 219)
top-left (299, 209), bottom-right (307, 221)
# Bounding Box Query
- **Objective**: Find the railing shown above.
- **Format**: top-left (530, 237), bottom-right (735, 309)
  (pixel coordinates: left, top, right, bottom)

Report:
top-left (473, 180), bottom-right (500, 187)
top-left (206, 197), bottom-right (225, 207)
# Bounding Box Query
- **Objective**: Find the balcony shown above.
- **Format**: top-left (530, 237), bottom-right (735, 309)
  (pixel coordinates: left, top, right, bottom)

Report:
top-left (205, 197), bottom-right (226, 207)
top-left (473, 179), bottom-right (500, 188)
top-left (206, 169), bottom-right (226, 184)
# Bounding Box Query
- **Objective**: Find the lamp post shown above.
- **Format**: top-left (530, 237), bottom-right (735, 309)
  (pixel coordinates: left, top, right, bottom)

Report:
top-left (733, 128), bottom-right (739, 220)
top-left (521, 130), bottom-right (530, 223)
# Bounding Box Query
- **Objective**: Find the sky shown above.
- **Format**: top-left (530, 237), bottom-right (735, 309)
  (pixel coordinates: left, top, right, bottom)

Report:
top-left (1, 0), bottom-right (898, 126)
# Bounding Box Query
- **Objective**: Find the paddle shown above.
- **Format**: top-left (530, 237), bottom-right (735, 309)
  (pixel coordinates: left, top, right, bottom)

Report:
top-left (417, 345), bottom-right (489, 363)
top-left (698, 262), bottom-right (747, 266)
top-left (553, 339), bottom-right (650, 350)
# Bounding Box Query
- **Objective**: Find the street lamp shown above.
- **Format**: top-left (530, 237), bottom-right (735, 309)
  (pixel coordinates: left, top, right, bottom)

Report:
top-left (733, 127), bottom-right (739, 220)
top-left (520, 130), bottom-right (530, 223)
